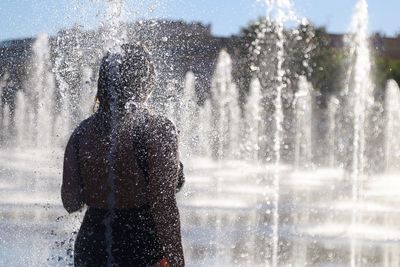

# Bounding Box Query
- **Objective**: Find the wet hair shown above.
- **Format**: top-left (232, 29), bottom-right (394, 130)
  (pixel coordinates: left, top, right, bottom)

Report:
top-left (96, 43), bottom-right (155, 111)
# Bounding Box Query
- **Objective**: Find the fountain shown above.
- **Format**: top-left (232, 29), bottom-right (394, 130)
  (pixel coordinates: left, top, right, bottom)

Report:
top-left (211, 50), bottom-right (241, 161)
top-left (2, 0), bottom-right (400, 266)
top-left (1, 104), bottom-right (10, 141)
top-left (327, 96), bottom-right (339, 167)
top-left (251, 0), bottom-right (301, 265)
top-left (293, 76), bottom-right (313, 169)
top-left (384, 79), bottom-right (400, 172)
top-left (14, 33), bottom-right (56, 149)
top-left (342, 1), bottom-right (374, 265)
top-left (198, 99), bottom-right (213, 159)
top-left (243, 77), bottom-right (263, 162)
top-left (180, 71), bottom-right (199, 159)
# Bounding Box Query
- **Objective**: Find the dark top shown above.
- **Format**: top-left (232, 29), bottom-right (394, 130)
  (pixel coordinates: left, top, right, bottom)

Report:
top-left (61, 108), bottom-right (184, 266)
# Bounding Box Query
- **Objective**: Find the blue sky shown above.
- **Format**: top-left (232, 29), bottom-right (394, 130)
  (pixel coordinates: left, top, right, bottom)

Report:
top-left (0, 0), bottom-right (399, 41)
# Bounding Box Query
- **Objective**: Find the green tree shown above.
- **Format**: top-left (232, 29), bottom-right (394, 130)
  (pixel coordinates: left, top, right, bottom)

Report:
top-left (375, 57), bottom-right (400, 89)
top-left (308, 27), bottom-right (346, 97)
top-left (238, 19), bottom-right (344, 97)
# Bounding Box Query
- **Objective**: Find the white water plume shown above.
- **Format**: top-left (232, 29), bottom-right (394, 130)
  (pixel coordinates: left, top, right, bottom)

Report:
top-left (53, 58), bottom-right (70, 147)
top-left (180, 71), bottom-right (199, 159)
top-left (384, 79), bottom-right (400, 172)
top-left (345, 1), bottom-right (374, 266)
top-left (327, 96), bottom-right (339, 167)
top-left (198, 99), bottom-right (213, 158)
top-left (33, 33), bottom-right (56, 148)
top-left (14, 91), bottom-right (27, 148)
top-left (14, 33), bottom-right (56, 149)
top-left (347, 0), bottom-right (373, 181)
top-left (293, 76), bottom-right (312, 169)
top-left (227, 83), bottom-right (241, 159)
top-left (244, 77), bottom-right (263, 162)
top-left (2, 104), bottom-right (10, 142)
top-left (258, 0), bottom-right (299, 265)
top-left (264, 0), bottom-right (296, 22)
top-left (104, 0), bottom-right (126, 53)
top-left (211, 50), bottom-right (240, 160)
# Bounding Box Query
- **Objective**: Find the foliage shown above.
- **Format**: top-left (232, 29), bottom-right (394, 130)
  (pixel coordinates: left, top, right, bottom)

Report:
top-left (375, 56), bottom-right (400, 89)
top-left (238, 19), bottom-right (346, 101)
top-left (239, 17), bottom-right (400, 103)
top-left (308, 27), bottom-right (346, 96)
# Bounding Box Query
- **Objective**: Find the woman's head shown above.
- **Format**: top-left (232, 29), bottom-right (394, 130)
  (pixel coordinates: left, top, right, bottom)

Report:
top-left (97, 43), bottom-right (155, 111)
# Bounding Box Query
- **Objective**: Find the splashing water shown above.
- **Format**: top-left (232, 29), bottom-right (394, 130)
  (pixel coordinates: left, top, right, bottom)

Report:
top-left (211, 50), bottom-right (240, 161)
top-left (2, 104), bottom-right (10, 140)
top-left (104, 0), bottom-right (126, 53)
top-left (327, 96), bottom-right (340, 167)
top-left (384, 80), bottom-right (400, 172)
top-left (257, 0), bottom-right (299, 265)
top-left (198, 99), bottom-right (213, 158)
top-left (344, 1), bottom-right (374, 265)
top-left (180, 71), bottom-right (199, 159)
top-left (14, 33), bottom-right (56, 149)
top-left (244, 77), bottom-right (263, 162)
top-left (347, 0), bottom-right (373, 185)
top-left (2, 0), bottom-right (400, 266)
top-left (293, 76), bottom-right (312, 169)
top-left (102, 1), bottom-right (126, 266)
top-left (32, 34), bottom-right (56, 148)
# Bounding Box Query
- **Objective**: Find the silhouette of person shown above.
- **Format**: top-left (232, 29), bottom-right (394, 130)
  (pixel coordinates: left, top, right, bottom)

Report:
top-left (62, 43), bottom-right (185, 267)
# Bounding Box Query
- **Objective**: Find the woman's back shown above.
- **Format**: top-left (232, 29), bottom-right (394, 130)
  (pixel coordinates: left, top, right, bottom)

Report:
top-left (64, 109), bottom-right (179, 209)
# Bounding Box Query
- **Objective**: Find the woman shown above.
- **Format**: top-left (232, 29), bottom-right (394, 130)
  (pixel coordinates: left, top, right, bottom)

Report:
top-left (61, 43), bottom-right (185, 267)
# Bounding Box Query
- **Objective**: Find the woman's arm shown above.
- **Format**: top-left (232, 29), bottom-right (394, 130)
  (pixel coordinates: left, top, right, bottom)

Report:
top-left (61, 131), bottom-right (85, 213)
top-left (147, 118), bottom-right (184, 267)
